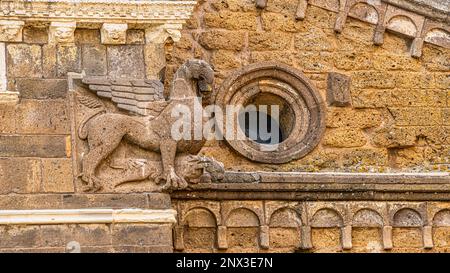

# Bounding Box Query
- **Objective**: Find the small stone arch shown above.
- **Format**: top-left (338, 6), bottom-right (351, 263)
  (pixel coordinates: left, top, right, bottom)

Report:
top-left (311, 208), bottom-right (344, 228)
top-left (225, 208), bottom-right (261, 249)
top-left (353, 208), bottom-right (384, 227)
top-left (269, 207), bottom-right (302, 249)
top-left (269, 207), bottom-right (302, 228)
top-left (348, 2), bottom-right (379, 25)
top-left (352, 208), bottom-right (384, 252)
top-left (386, 15), bottom-right (418, 37)
top-left (183, 207), bottom-right (218, 228)
top-left (424, 28), bottom-right (450, 48)
top-left (226, 208), bottom-right (261, 227)
top-left (433, 209), bottom-right (450, 227)
top-left (393, 208), bottom-right (423, 227)
top-left (182, 207), bottom-right (219, 251)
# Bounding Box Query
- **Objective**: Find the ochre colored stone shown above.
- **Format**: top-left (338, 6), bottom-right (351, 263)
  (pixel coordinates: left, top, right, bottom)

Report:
top-left (15, 99), bottom-right (70, 134)
top-left (56, 44), bottom-right (81, 77)
top-left (248, 32), bottom-right (292, 51)
top-left (42, 159), bottom-right (74, 193)
top-left (204, 11), bottom-right (257, 30)
top-left (323, 128), bottom-right (367, 148)
top-left (7, 44), bottom-right (42, 78)
top-left (199, 30), bottom-right (246, 50)
top-left (0, 158), bottom-right (41, 194)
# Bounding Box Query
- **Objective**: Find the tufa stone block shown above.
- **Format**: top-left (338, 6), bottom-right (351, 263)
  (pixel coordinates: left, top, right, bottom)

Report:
top-left (16, 79), bottom-right (68, 99)
top-left (42, 159), bottom-right (74, 193)
top-left (0, 135), bottom-right (69, 158)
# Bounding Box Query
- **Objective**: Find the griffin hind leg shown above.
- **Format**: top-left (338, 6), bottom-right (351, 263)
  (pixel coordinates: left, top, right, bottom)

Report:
top-left (81, 136), bottom-right (123, 192)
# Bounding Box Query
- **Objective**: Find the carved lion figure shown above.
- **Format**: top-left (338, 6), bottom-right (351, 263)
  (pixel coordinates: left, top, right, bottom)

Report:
top-left (76, 59), bottom-right (222, 192)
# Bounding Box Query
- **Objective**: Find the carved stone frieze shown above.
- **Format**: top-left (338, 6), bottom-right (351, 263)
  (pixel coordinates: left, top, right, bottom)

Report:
top-left (173, 199), bottom-right (450, 251)
top-left (0, 0), bottom-right (197, 45)
top-left (0, 0), bottom-right (197, 24)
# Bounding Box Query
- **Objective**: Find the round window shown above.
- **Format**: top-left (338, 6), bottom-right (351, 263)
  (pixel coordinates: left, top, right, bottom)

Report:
top-left (215, 62), bottom-right (326, 164)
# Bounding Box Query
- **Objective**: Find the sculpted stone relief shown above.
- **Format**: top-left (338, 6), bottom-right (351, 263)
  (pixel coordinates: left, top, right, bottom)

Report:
top-left (71, 59), bottom-right (225, 193)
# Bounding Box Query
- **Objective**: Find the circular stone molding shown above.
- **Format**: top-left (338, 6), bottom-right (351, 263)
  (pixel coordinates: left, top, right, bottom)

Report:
top-left (215, 62), bottom-right (326, 164)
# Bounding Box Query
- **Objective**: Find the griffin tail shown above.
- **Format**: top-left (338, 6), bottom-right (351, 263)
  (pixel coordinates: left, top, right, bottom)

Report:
top-left (77, 95), bottom-right (106, 140)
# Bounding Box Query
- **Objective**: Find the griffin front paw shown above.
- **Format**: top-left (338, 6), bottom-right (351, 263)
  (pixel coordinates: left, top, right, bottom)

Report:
top-left (158, 168), bottom-right (188, 191)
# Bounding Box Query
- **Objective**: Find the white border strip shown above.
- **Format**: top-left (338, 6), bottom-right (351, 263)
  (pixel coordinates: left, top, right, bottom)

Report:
top-left (0, 209), bottom-right (177, 225)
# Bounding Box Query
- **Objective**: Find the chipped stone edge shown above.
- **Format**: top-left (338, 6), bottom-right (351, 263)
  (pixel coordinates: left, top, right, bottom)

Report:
top-left (0, 208), bottom-right (177, 225)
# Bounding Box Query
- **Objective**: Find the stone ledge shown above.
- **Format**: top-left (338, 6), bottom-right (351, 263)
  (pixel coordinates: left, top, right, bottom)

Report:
top-left (0, 91), bottom-right (19, 103)
top-left (0, 208), bottom-right (177, 225)
top-left (172, 171), bottom-right (450, 201)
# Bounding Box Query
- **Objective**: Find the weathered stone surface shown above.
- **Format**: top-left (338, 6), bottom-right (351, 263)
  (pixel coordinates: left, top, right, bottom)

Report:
top-left (42, 159), bottom-right (74, 193)
top-left (248, 32), bottom-right (292, 51)
top-left (23, 27), bottom-right (48, 44)
top-left (112, 224), bottom-right (172, 246)
top-left (204, 11), bottom-right (257, 30)
top-left (6, 44), bottom-right (42, 78)
top-left (199, 30), bottom-right (246, 50)
top-left (0, 158), bottom-right (41, 194)
top-left (127, 29), bottom-right (145, 44)
top-left (144, 43), bottom-right (166, 79)
top-left (57, 44), bottom-right (81, 78)
top-left (0, 226), bottom-right (41, 249)
top-left (107, 45), bottom-right (145, 78)
top-left (42, 44), bottom-right (57, 78)
top-left (326, 108), bottom-right (382, 128)
top-left (323, 128), bottom-right (367, 148)
top-left (16, 99), bottom-right (70, 134)
top-left (327, 72), bottom-right (352, 107)
top-left (74, 29), bottom-right (101, 44)
top-left (16, 79), bottom-right (67, 99)
top-left (0, 135), bottom-right (69, 158)
top-left (62, 194), bottom-right (150, 209)
top-left (0, 102), bottom-right (16, 133)
top-left (82, 44), bottom-right (107, 76)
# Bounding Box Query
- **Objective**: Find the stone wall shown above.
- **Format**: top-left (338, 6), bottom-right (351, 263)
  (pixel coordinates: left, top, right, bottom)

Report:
top-left (167, 0), bottom-right (450, 173)
top-left (167, 0), bottom-right (450, 253)
top-left (0, 0), bottom-right (448, 253)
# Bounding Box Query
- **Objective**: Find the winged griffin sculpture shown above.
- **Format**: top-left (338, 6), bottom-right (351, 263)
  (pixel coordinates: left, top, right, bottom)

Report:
top-left (75, 59), bottom-right (224, 192)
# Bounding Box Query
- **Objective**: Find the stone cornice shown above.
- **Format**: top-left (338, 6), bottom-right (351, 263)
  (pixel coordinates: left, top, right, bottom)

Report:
top-left (172, 172), bottom-right (450, 201)
top-left (0, 0), bottom-right (197, 24)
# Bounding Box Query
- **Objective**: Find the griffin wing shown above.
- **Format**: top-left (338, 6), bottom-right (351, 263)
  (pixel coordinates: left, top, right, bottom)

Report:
top-left (82, 77), bottom-right (169, 117)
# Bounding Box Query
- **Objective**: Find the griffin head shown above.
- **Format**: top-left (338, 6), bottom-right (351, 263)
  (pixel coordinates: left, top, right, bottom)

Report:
top-left (182, 59), bottom-right (214, 96)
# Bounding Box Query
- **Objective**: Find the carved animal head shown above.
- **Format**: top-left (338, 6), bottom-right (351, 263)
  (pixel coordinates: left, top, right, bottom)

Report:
top-left (176, 59), bottom-right (214, 97)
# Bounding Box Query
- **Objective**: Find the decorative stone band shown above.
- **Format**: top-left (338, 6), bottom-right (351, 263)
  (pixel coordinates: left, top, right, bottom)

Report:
top-left (0, 0), bottom-right (197, 99)
top-left (257, 0), bottom-right (450, 58)
top-left (0, 0), bottom-right (197, 44)
top-left (0, 0), bottom-right (197, 23)
top-left (0, 208), bottom-right (177, 225)
top-left (172, 199), bottom-right (450, 251)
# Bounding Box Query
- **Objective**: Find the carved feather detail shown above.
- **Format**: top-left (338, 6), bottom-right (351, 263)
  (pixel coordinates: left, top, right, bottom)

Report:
top-left (78, 95), bottom-right (104, 109)
top-left (82, 76), bottom-right (167, 116)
